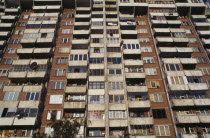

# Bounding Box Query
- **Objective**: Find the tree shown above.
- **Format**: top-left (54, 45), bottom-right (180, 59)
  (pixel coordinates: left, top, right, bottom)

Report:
top-left (49, 118), bottom-right (81, 138)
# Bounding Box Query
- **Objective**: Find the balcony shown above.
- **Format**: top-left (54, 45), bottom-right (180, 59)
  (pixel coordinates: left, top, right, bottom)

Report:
top-left (27, 71), bottom-right (47, 79)
top-left (169, 84), bottom-right (189, 91)
top-left (123, 49), bottom-right (141, 55)
top-left (3, 85), bottom-right (23, 92)
top-left (182, 134), bottom-right (198, 138)
top-left (0, 101), bottom-right (19, 108)
top-left (0, 118), bottom-right (14, 126)
top-left (127, 85), bottom-right (148, 92)
top-left (130, 117), bottom-right (153, 125)
top-left (124, 60), bottom-right (143, 66)
top-left (13, 118), bottom-right (37, 126)
top-left (88, 120), bottom-right (105, 127)
top-left (194, 99), bottom-right (210, 106)
top-left (109, 104), bottom-right (126, 110)
top-left (8, 72), bottom-right (27, 79)
top-left (109, 120), bottom-right (128, 127)
top-left (67, 73), bottom-right (87, 79)
top-left (188, 83), bottom-right (208, 91)
top-left (172, 99), bottom-right (194, 106)
top-left (88, 104), bottom-right (105, 111)
top-left (1, 15), bottom-right (17, 23)
top-left (64, 102), bottom-right (86, 109)
top-left (18, 101), bottom-right (39, 108)
top-left (176, 114), bottom-right (200, 124)
top-left (65, 85), bottom-right (86, 93)
top-left (125, 72), bottom-right (146, 79)
top-left (69, 61), bottom-right (88, 66)
top-left (180, 58), bottom-right (198, 64)
top-left (199, 114), bottom-right (210, 123)
top-left (128, 101), bottom-right (150, 108)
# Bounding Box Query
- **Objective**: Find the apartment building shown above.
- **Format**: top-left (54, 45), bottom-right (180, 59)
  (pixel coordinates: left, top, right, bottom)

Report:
top-left (0, 0), bottom-right (210, 137)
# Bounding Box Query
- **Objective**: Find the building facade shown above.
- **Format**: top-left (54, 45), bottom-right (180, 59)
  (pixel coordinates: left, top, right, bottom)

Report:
top-left (0, 0), bottom-right (210, 137)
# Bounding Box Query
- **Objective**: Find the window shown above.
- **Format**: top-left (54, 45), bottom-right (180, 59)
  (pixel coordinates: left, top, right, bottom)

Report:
top-left (143, 57), bottom-right (155, 63)
top-left (108, 69), bottom-right (122, 75)
top-left (195, 56), bottom-right (206, 63)
top-left (145, 68), bottom-right (157, 75)
top-left (11, 38), bottom-right (20, 44)
top-left (189, 38), bottom-right (197, 43)
top-left (193, 47), bottom-right (201, 52)
top-left (54, 69), bottom-right (66, 76)
top-left (141, 47), bottom-right (152, 52)
top-left (63, 21), bottom-right (72, 26)
top-left (107, 38), bottom-right (119, 43)
top-left (2, 58), bottom-right (13, 65)
top-left (58, 47), bottom-right (70, 53)
top-left (92, 21), bottom-right (103, 26)
top-left (90, 47), bottom-right (104, 53)
top-left (187, 76), bottom-right (203, 83)
top-left (16, 108), bottom-right (38, 117)
top-left (61, 38), bottom-right (70, 43)
top-left (137, 20), bottom-right (146, 25)
top-left (47, 110), bottom-right (62, 120)
top-left (150, 94), bottom-right (163, 103)
top-left (89, 58), bottom-right (104, 64)
top-left (120, 0), bottom-right (129, 2)
top-left (7, 48), bottom-right (17, 54)
top-left (15, 30), bottom-right (24, 35)
top-left (108, 82), bottom-right (124, 89)
top-left (90, 69), bottom-right (104, 76)
top-left (49, 95), bottom-right (63, 104)
top-left (200, 67), bottom-right (210, 75)
top-left (4, 92), bottom-right (19, 101)
top-left (139, 38), bottom-right (150, 43)
top-left (182, 21), bottom-right (189, 26)
top-left (0, 81), bottom-right (5, 90)
top-left (68, 66), bottom-right (87, 73)
top-left (138, 29), bottom-right (148, 33)
top-left (26, 24), bottom-right (41, 28)
top-left (107, 29), bottom-right (118, 34)
top-left (185, 29), bottom-right (192, 34)
top-left (65, 14), bottom-right (74, 18)
top-left (152, 109), bottom-right (167, 118)
top-left (165, 64), bottom-right (181, 71)
top-left (70, 54), bottom-right (87, 61)
top-left (88, 95), bottom-right (104, 104)
top-left (88, 111), bottom-right (105, 120)
top-left (0, 69), bottom-right (9, 76)
top-left (65, 95), bottom-right (85, 101)
top-left (89, 130), bottom-right (104, 137)
top-left (89, 82), bottom-right (105, 89)
top-left (61, 29), bottom-right (72, 34)
top-left (155, 125), bottom-right (170, 136)
top-left (19, 22), bottom-right (26, 27)
top-left (41, 24), bottom-right (56, 28)
top-left (25, 92), bottom-right (39, 101)
top-left (123, 44), bottom-right (140, 49)
top-left (107, 57), bottom-right (122, 64)
top-left (109, 95), bottom-right (125, 103)
top-left (107, 47), bottom-right (121, 52)
top-left (170, 76), bottom-right (184, 84)
top-left (0, 108), bottom-right (17, 117)
top-left (52, 81), bottom-right (65, 89)
top-left (173, 32), bottom-right (186, 38)
top-left (146, 80), bottom-right (160, 88)
top-left (125, 66), bottom-right (144, 73)
top-left (56, 57), bottom-right (68, 64)
top-left (109, 111), bottom-right (126, 118)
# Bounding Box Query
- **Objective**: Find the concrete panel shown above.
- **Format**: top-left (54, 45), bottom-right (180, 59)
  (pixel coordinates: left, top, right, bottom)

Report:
top-left (87, 120), bottom-right (105, 127)
top-left (172, 99), bottom-right (194, 106)
top-left (109, 104), bottom-right (126, 110)
top-left (0, 101), bottom-right (19, 108)
top-left (89, 76), bottom-right (105, 82)
top-left (107, 75), bottom-right (124, 82)
top-left (199, 115), bottom-right (210, 123)
top-left (125, 72), bottom-right (146, 79)
top-left (109, 120), bottom-right (128, 127)
top-left (169, 84), bottom-right (189, 91)
top-left (67, 73), bottom-right (87, 79)
top-left (194, 99), bottom-right (210, 106)
top-left (64, 102), bottom-right (85, 109)
top-left (88, 104), bottom-right (105, 110)
top-left (130, 117), bottom-right (153, 125)
top-left (3, 86), bottom-right (23, 92)
top-left (8, 72), bottom-right (27, 78)
top-left (128, 101), bottom-right (150, 108)
top-left (109, 89), bottom-right (125, 95)
top-left (188, 83), bottom-right (208, 90)
top-left (88, 89), bottom-right (104, 95)
top-left (0, 118), bottom-right (14, 126)
top-left (18, 101), bottom-right (39, 108)
top-left (176, 115), bottom-right (200, 123)
top-left (127, 86), bottom-right (148, 92)
top-left (65, 86), bottom-right (87, 93)
top-left (13, 118), bottom-right (36, 126)
top-left (89, 64), bottom-right (104, 69)
top-left (27, 71), bottom-right (46, 78)
top-left (23, 85), bottom-right (43, 92)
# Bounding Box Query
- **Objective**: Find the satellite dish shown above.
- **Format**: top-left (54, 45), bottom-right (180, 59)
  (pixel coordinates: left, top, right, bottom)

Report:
top-left (30, 62), bottom-right (38, 70)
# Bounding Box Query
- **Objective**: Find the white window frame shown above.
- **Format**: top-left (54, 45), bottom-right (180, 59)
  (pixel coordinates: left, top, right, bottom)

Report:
top-left (49, 95), bottom-right (63, 104)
